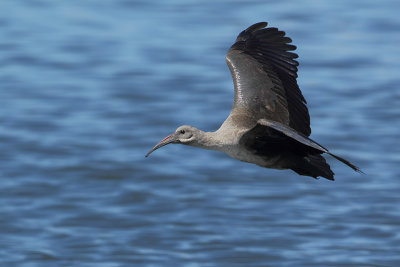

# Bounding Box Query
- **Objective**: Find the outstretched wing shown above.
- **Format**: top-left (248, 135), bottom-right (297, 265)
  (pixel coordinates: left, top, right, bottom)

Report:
top-left (226, 22), bottom-right (311, 136)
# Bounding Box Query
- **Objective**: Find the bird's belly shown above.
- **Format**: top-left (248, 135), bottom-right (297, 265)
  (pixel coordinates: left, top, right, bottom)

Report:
top-left (224, 146), bottom-right (284, 169)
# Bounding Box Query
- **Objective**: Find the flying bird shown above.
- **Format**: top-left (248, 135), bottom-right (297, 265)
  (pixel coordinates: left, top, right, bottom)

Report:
top-left (146, 22), bottom-right (362, 180)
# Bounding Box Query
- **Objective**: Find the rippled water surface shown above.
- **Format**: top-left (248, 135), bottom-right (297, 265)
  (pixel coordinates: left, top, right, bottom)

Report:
top-left (1, 0), bottom-right (400, 266)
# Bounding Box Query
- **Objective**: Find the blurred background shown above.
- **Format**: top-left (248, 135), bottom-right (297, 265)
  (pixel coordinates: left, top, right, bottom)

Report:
top-left (0, 0), bottom-right (399, 266)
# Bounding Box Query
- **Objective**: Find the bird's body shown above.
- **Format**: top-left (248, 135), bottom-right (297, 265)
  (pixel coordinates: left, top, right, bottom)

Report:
top-left (214, 115), bottom-right (284, 169)
top-left (146, 22), bottom-right (362, 180)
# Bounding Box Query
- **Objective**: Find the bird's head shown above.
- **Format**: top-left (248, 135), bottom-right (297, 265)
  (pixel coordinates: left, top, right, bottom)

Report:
top-left (145, 125), bottom-right (199, 157)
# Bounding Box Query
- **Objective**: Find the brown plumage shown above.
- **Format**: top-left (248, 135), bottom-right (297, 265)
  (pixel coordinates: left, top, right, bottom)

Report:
top-left (146, 22), bottom-right (362, 180)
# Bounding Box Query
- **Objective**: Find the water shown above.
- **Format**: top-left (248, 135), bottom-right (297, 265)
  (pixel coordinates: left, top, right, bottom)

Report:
top-left (1, 0), bottom-right (399, 266)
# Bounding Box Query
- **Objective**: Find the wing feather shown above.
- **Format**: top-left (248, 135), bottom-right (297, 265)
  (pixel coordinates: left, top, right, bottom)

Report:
top-left (226, 22), bottom-right (311, 136)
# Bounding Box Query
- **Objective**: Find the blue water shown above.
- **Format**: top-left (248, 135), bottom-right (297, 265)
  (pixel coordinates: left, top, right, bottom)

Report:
top-left (1, 0), bottom-right (400, 266)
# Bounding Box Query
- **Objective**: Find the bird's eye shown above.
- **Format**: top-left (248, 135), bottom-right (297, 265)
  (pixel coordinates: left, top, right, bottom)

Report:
top-left (180, 130), bottom-right (185, 134)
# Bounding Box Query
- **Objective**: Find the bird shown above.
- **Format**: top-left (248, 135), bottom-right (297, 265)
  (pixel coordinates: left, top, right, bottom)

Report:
top-left (146, 22), bottom-right (362, 180)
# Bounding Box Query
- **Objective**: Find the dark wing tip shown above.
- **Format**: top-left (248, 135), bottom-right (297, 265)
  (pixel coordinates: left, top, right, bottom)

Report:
top-left (231, 22), bottom-right (299, 78)
top-left (245, 22), bottom-right (268, 32)
top-left (236, 22), bottom-right (268, 42)
top-left (328, 153), bottom-right (365, 174)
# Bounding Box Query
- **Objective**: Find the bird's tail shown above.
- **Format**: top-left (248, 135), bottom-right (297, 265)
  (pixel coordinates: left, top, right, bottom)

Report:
top-left (292, 154), bottom-right (335, 180)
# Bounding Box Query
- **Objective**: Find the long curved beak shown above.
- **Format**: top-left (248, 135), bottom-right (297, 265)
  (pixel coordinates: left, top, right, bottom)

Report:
top-left (145, 133), bottom-right (179, 157)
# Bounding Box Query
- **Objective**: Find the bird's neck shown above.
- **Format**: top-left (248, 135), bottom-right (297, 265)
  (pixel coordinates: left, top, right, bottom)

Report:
top-left (193, 131), bottom-right (225, 151)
